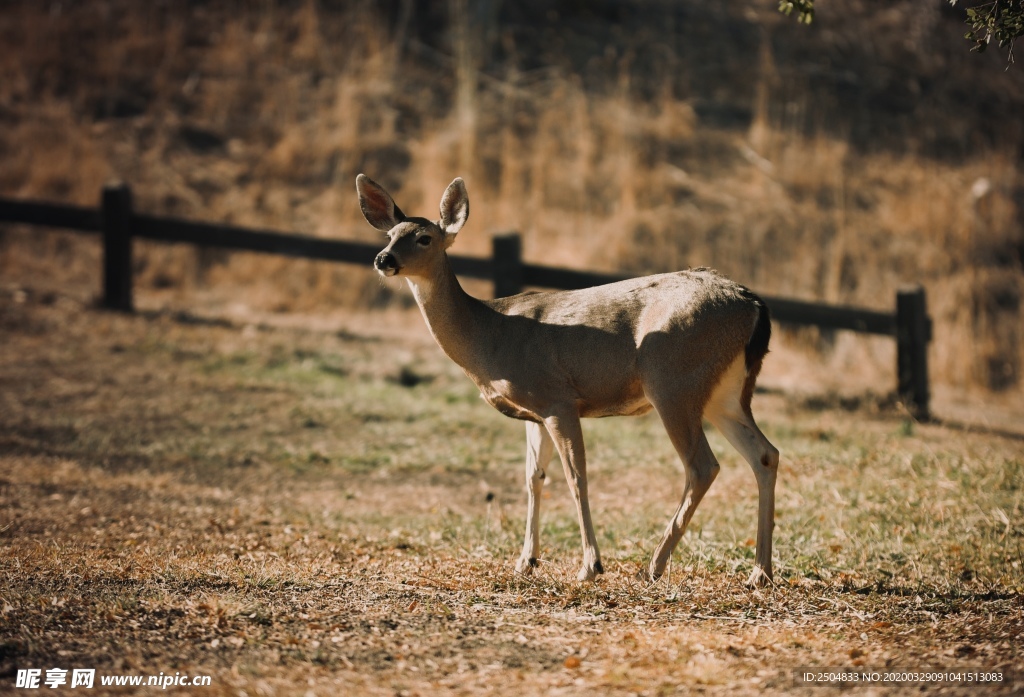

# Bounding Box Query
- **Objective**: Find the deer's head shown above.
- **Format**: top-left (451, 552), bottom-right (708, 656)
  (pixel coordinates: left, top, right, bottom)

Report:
top-left (356, 174), bottom-right (469, 279)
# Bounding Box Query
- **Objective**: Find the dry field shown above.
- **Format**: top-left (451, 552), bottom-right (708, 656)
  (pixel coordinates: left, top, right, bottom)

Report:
top-left (1, 278), bottom-right (1022, 696)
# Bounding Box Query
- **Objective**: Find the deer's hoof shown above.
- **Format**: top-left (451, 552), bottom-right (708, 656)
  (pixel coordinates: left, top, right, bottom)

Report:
top-left (747, 565), bottom-right (774, 588)
top-left (577, 559), bottom-right (604, 582)
top-left (635, 566), bottom-right (658, 584)
top-left (514, 556), bottom-right (538, 575)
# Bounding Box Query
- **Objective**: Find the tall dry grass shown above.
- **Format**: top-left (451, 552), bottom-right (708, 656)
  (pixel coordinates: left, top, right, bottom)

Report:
top-left (0, 0), bottom-right (1021, 398)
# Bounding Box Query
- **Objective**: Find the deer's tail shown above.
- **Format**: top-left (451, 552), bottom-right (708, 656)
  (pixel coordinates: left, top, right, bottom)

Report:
top-left (740, 290), bottom-right (771, 416)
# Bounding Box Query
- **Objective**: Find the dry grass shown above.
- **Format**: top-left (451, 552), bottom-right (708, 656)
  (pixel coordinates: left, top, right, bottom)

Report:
top-left (0, 1), bottom-right (1022, 398)
top-left (1, 285), bottom-right (1022, 695)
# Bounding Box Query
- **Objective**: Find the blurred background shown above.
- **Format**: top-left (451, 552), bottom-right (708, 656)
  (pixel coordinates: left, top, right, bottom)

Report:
top-left (1, 0), bottom-right (1022, 409)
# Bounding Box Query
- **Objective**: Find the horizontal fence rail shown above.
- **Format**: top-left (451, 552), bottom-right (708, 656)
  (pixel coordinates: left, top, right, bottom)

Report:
top-left (0, 197), bottom-right (102, 232)
top-left (0, 182), bottom-right (932, 419)
top-left (136, 213), bottom-right (385, 264)
top-left (751, 297), bottom-right (897, 336)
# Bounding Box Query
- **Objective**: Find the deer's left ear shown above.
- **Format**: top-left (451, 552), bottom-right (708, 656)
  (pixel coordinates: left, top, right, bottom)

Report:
top-left (439, 178), bottom-right (469, 243)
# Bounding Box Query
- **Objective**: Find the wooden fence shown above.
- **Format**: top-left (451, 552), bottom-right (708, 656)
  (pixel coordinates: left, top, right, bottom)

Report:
top-left (0, 182), bottom-right (932, 419)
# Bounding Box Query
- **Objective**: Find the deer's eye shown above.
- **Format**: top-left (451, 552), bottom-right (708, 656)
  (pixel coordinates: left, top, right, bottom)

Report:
top-left (416, 235), bottom-right (432, 247)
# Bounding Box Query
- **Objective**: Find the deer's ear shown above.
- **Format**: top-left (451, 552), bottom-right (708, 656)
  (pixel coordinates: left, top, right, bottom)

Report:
top-left (356, 174), bottom-right (406, 232)
top-left (439, 178), bottom-right (469, 239)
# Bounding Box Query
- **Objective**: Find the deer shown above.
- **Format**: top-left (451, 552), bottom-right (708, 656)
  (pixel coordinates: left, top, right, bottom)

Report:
top-left (356, 174), bottom-right (780, 586)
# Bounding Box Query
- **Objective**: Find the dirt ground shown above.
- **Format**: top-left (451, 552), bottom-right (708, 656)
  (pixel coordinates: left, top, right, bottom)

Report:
top-left (1, 281), bottom-right (1022, 696)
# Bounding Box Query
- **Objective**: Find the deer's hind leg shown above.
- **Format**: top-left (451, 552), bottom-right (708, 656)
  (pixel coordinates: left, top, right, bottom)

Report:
top-left (644, 388), bottom-right (721, 582)
top-left (515, 421), bottom-right (555, 575)
top-left (705, 354), bottom-right (780, 586)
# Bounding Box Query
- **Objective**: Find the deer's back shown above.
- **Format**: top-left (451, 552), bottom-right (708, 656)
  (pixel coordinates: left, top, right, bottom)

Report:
top-left (487, 269), bottom-right (758, 340)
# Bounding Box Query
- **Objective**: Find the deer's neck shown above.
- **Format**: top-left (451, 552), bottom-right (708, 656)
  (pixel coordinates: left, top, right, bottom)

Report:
top-left (406, 255), bottom-right (498, 374)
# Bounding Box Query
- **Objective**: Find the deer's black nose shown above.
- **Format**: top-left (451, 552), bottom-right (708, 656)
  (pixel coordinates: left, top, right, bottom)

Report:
top-left (374, 252), bottom-right (398, 271)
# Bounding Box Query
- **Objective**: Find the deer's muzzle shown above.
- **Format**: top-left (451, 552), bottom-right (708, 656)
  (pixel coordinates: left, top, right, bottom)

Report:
top-left (374, 252), bottom-right (399, 276)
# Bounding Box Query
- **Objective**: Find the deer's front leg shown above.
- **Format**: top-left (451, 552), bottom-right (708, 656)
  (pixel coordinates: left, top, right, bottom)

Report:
top-left (515, 421), bottom-right (555, 575)
top-left (544, 408), bottom-right (603, 582)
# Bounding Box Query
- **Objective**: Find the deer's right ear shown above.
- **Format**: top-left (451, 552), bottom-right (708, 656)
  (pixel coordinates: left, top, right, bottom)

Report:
top-left (356, 174), bottom-right (406, 232)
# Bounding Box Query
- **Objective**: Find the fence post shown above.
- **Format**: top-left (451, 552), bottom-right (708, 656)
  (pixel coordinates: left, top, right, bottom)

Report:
top-left (492, 233), bottom-right (523, 298)
top-left (101, 182), bottom-right (133, 312)
top-left (896, 285), bottom-right (930, 421)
